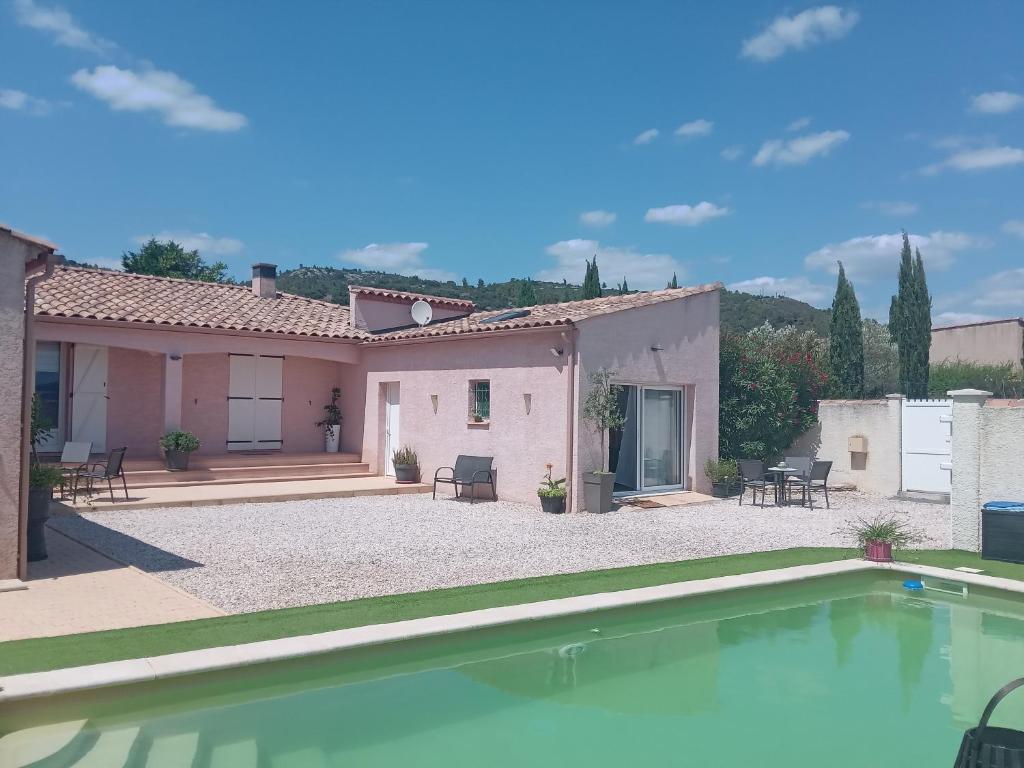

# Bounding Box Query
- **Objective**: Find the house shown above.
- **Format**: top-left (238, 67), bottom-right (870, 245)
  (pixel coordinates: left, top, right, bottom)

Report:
top-left (11, 253), bottom-right (720, 575)
top-left (932, 317), bottom-right (1024, 371)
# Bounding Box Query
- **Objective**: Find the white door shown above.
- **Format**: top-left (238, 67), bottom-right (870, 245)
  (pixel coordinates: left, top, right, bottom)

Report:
top-left (901, 399), bottom-right (953, 494)
top-left (71, 344), bottom-right (107, 453)
top-left (384, 383), bottom-right (400, 476)
top-left (228, 354), bottom-right (283, 450)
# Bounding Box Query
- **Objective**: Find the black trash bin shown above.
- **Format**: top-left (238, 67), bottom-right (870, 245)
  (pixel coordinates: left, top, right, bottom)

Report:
top-left (982, 501), bottom-right (1024, 564)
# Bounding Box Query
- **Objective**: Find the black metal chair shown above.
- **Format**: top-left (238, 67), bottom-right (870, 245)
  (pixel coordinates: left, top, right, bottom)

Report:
top-left (433, 455), bottom-right (496, 503)
top-left (738, 459), bottom-right (770, 507)
top-left (783, 456), bottom-right (812, 504)
top-left (789, 460), bottom-right (832, 509)
top-left (74, 447), bottom-right (128, 503)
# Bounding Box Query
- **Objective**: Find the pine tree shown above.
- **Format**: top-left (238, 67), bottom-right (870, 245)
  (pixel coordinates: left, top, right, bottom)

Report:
top-left (667, 272), bottom-right (678, 289)
top-left (582, 256), bottom-right (602, 299)
top-left (516, 278), bottom-right (537, 307)
top-left (889, 233), bottom-right (932, 398)
top-left (827, 262), bottom-right (864, 398)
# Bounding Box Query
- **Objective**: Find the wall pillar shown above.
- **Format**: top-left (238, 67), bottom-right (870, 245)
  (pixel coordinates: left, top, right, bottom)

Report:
top-left (949, 388), bottom-right (991, 551)
top-left (163, 354), bottom-right (183, 433)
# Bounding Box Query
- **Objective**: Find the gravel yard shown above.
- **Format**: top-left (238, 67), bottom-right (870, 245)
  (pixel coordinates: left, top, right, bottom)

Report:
top-left (49, 491), bottom-right (950, 614)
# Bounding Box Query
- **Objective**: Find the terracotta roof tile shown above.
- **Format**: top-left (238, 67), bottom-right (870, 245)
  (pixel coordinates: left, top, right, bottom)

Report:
top-left (365, 283), bottom-right (722, 342)
top-left (349, 284), bottom-right (476, 309)
top-left (35, 266), bottom-right (363, 339)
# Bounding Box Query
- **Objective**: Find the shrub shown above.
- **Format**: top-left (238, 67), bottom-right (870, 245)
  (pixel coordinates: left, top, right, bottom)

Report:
top-left (30, 463), bottom-right (64, 489)
top-left (538, 464), bottom-right (567, 498)
top-left (719, 327), bottom-right (828, 461)
top-left (840, 514), bottom-right (921, 549)
top-left (704, 458), bottom-right (738, 485)
top-left (928, 360), bottom-right (1023, 399)
top-left (159, 431), bottom-right (201, 453)
top-left (392, 445), bottom-right (419, 466)
top-left (315, 387), bottom-right (343, 428)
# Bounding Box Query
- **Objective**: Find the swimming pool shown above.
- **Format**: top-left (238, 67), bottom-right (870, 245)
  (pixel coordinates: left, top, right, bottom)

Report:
top-left (3, 570), bottom-right (1024, 767)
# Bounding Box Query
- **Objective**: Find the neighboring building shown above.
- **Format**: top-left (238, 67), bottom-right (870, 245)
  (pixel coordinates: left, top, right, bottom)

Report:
top-left (29, 264), bottom-right (721, 512)
top-left (931, 318), bottom-right (1024, 370)
top-left (1, 225), bottom-right (60, 581)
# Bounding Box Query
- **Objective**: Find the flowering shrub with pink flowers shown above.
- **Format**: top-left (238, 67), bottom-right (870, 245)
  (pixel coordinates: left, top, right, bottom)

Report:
top-left (719, 324), bottom-right (829, 461)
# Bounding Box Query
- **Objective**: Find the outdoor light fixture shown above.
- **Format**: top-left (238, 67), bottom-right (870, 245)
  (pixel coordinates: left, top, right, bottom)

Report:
top-left (169, 353), bottom-right (183, 361)
top-left (430, 394), bottom-right (439, 414)
top-left (650, 344), bottom-right (664, 352)
top-left (524, 393), bottom-right (532, 415)
top-left (549, 347), bottom-right (563, 358)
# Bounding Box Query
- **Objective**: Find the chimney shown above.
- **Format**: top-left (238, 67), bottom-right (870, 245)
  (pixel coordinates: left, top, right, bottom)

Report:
top-left (252, 263), bottom-right (277, 298)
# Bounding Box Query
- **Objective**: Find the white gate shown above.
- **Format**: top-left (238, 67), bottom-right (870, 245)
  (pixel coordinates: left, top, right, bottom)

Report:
top-left (228, 354), bottom-right (283, 450)
top-left (901, 399), bottom-right (952, 494)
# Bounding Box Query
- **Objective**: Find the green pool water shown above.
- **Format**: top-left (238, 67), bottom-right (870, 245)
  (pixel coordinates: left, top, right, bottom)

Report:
top-left (4, 572), bottom-right (1024, 767)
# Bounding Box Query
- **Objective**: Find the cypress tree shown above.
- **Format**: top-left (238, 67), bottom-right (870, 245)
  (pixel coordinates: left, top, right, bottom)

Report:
top-left (667, 272), bottom-right (679, 289)
top-left (582, 256), bottom-right (603, 299)
top-left (619, 277), bottom-right (629, 294)
top-left (828, 262), bottom-right (864, 398)
top-left (516, 278), bottom-right (537, 307)
top-left (889, 233), bottom-right (932, 398)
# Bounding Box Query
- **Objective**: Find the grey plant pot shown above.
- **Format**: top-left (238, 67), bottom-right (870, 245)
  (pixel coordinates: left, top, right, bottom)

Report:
top-left (583, 472), bottom-right (616, 513)
top-left (539, 494), bottom-right (566, 514)
top-left (164, 449), bottom-right (192, 471)
top-left (394, 464), bottom-right (419, 484)
top-left (27, 486), bottom-right (52, 561)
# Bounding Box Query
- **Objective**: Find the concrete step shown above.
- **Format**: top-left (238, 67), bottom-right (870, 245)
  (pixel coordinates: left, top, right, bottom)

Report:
top-left (71, 727), bottom-right (140, 768)
top-left (145, 732), bottom-right (199, 768)
top-left (0, 720), bottom-right (87, 768)
top-left (124, 463), bottom-right (372, 488)
top-left (123, 452), bottom-right (361, 471)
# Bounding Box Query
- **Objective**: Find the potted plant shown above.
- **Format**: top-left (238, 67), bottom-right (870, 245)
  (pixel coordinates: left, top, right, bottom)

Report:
top-left (843, 514), bottom-right (920, 562)
top-left (538, 463), bottom-right (567, 513)
top-left (315, 387), bottom-right (342, 452)
top-left (159, 430), bottom-right (201, 471)
top-left (392, 445), bottom-right (420, 483)
top-left (581, 369), bottom-right (625, 513)
top-left (27, 463), bottom-right (62, 561)
top-left (704, 458), bottom-right (739, 497)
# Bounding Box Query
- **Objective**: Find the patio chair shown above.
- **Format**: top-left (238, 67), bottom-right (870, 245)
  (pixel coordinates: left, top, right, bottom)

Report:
top-left (783, 456), bottom-right (812, 504)
top-left (789, 460), bottom-right (832, 509)
top-left (738, 459), bottom-right (770, 507)
top-left (433, 455), bottom-right (496, 504)
top-left (73, 447), bottom-right (128, 503)
top-left (56, 441), bottom-right (92, 498)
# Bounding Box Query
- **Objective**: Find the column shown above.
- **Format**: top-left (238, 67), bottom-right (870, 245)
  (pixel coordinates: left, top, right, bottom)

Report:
top-left (949, 388), bottom-right (991, 552)
top-left (163, 353), bottom-right (183, 433)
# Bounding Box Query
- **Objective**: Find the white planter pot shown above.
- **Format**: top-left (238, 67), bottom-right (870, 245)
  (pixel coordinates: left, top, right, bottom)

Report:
top-left (324, 426), bottom-right (340, 453)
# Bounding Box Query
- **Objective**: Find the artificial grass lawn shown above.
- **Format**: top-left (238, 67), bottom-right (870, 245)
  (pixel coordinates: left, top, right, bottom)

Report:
top-left (0, 547), bottom-right (1016, 677)
top-left (0, 547), bottom-right (855, 676)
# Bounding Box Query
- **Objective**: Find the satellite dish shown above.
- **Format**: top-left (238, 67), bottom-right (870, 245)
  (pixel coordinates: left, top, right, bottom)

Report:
top-left (410, 299), bottom-right (433, 326)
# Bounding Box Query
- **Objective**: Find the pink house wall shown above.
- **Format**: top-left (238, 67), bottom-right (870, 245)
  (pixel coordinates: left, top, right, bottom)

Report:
top-left (573, 290), bottom-right (720, 507)
top-left (282, 356), bottom-right (348, 453)
top-left (359, 331), bottom-right (571, 504)
top-left (352, 294), bottom-right (469, 332)
top-left (106, 348), bottom-right (165, 457)
top-left (180, 354), bottom-right (229, 455)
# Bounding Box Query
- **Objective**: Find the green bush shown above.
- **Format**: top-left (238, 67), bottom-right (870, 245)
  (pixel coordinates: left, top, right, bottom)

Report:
top-left (704, 458), bottom-right (738, 484)
top-left (841, 514), bottom-right (921, 549)
top-left (392, 445), bottom-right (419, 466)
top-left (159, 431), bottom-right (201, 453)
top-left (30, 463), bottom-right (64, 489)
top-left (928, 361), bottom-right (1023, 399)
top-left (538, 464), bottom-right (567, 498)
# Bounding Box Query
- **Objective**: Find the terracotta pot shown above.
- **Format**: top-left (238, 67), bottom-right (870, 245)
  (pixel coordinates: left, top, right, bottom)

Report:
top-left (865, 540), bottom-right (893, 562)
top-left (539, 494), bottom-right (566, 514)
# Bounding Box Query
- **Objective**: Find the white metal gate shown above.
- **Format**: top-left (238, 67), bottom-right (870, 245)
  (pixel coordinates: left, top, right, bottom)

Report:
top-left (901, 399), bottom-right (952, 494)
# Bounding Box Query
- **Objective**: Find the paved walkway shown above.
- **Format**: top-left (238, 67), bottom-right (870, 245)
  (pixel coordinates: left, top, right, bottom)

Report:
top-left (0, 528), bottom-right (222, 642)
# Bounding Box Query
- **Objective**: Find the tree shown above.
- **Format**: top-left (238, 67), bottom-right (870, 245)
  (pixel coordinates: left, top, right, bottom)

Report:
top-left (617, 277), bottom-right (629, 294)
top-left (862, 320), bottom-right (899, 397)
top-left (581, 369), bottom-right (625, 472)
top-left (582, 256), bottom-right (602, 299)
top-left (889, 233), bottom-right (932, 397)
top-left (827, 262), bottom-right (864, 398)
top-left (516, 278), bottom-right (537, 307)
top-left (667, 272), bottom-right (678, 289)
top-left (122, 239), bottom-right (229, 283)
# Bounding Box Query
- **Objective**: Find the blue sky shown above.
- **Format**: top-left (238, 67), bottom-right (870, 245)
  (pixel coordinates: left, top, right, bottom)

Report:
top-left (2, 1), bottom-right (1022, 323)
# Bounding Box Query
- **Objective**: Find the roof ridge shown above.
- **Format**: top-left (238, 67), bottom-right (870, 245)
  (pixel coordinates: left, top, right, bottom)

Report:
top-left (58, 264), bottom-right (254, 291)
top-left (347, 284), bottom-right (476, 307)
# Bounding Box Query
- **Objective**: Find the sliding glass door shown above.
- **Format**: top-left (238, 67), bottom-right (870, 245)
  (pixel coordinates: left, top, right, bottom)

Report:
top-left (609, 385), bottom-right (685, 493)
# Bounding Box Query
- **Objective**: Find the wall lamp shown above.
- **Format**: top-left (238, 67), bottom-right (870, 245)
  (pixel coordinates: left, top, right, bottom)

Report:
top-left (549, 347), bottom-right (563, 358)
top-left (650, 344), bottom-right (664, 352)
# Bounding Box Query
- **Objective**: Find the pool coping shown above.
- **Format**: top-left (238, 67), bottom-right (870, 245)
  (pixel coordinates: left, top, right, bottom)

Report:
top-left (3, 558), bottom-right (1023, 703)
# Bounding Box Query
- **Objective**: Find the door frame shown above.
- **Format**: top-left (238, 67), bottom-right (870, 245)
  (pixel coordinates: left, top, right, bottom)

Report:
top-left (383, 382), bottom-right (400, 477)
top-left (34, 341), bottom-right (67, 453)
top-left (611, 382), bottom-right (687, 497)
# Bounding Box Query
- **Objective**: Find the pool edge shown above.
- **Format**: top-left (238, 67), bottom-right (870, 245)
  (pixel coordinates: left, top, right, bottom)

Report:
top-left (3, 559), bottom-right (1020, 703)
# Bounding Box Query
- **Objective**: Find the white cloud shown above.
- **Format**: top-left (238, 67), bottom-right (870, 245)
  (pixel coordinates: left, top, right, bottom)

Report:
top-left (633, 128), bottom-right (659, 145)
top-left (87, 257), bottom-right (124, 271)
top-left (674, 119), bottom-right (713, 139)
top-left (135, 231), bottom-right (244, 256)
top-left (861, 200), bottom-right (919, 217)
top-left (644, 202), bottom-right (731, 226)
top-left (787, 116), bottom-right (812, 132)
top-left (970, 91), bottom-right (1024, 115)
top-left (537, 239), bottom-right (685, 291)
top-left (0, 88), bottom-right (53, 115)
top-left (968, 268), bottom-right (1024, 310)
top-left (580, 210), bottom-right (616, 227)
top-left (13, 0), bottom-right (115, 54)
top-left (753, 130), bottom-right (850, 167)
top-left (922, 145), bottom-right (1024, 174)
top-left (1003, 220), bottom-right (1024, 239)
top-left (720, 145), bottom-right (743, 161)
top-left (337, 242), bottom-right (456, 282)
top-left (933, 312), bottom-right (998, 327)
top-left (741, 6), bottom-right (859, 62)
top-left (727, 275), bottom-right (831, 305)
top-left (71, 65), bottom-right (247, 132)
top-left (805, 231), bottom-right (981, 281)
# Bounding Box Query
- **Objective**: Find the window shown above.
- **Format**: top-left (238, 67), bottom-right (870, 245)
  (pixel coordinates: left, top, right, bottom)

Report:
top-left (469, 380), bottom-right (490, 421)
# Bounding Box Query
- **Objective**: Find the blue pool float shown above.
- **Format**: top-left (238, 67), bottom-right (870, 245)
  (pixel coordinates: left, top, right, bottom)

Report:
top-left (903, 579), bottom-right (924, 591)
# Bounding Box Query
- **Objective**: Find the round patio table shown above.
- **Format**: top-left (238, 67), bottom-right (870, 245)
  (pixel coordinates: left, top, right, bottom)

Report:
top-left (765, 466), bottom-right (800, 505)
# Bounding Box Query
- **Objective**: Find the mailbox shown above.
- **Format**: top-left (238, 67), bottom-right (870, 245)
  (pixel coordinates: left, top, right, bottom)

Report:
top-left (848, 435), bottom-right (867, 453)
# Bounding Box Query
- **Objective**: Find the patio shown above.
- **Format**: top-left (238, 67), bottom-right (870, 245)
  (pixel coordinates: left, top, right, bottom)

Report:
top-left (47, 491), bottom-right (951, 614)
